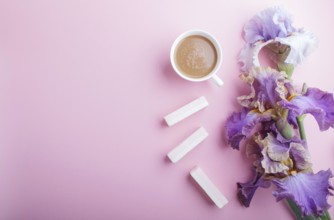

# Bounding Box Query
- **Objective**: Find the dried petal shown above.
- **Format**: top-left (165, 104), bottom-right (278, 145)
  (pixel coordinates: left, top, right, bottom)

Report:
top-left (238, 67), bottom-right (289, 112)
top-left (257, 134), bottom-right (291, 174)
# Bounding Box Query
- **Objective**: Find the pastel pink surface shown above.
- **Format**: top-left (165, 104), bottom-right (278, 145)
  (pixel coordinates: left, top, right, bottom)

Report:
top-left (0, 1), bottom-right (333, 219)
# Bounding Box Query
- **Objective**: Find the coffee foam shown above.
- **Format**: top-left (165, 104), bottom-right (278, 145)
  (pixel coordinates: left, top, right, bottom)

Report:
top-left (174, 35), bottom-right (217, 78)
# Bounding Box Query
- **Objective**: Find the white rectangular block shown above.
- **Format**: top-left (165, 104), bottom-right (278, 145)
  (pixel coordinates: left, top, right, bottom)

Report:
top-left (190, 166), bottom-right (228, 208)
top-left (164, 96), bottom-right (208, 126)
top-left (167, 127), bottom-right (208, 163)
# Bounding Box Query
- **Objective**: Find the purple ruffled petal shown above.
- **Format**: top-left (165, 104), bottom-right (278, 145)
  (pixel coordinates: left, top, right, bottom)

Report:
top-left (289, 143), bottom-right (312, 171)
top-left (256, 134), bottom-right (291, 175)
top-left (262, 148), bottom-right (289, 175)
top-left (238, 43), bottom-right (255, 72)
top-left (275, 126), bottom-right (302, 144)
top-left (239, 31), bottom-right (318, 72)
top-left (273, 170), bottom-right (334, 217)
top-left (237, 171), bottom-right (271, 207)
top-left (241, 7), bottom-right (317, 69)
top-left (238, 40), bottom-right (273, 72)
top-left (254, 133), bottom-right (311, 176)
top-left (238, 67), bottom-right (289, 112)
top-left (263, 134), bottom-right (290, 162)
top-left (246, 137), bottom-right (262, 159)
top-left (286, 110), bottom-right (299, 129)
top-left (279, 87), bottom-right (334, 131)
top-left (244, 7), bottom-right (296, 44)
top-left (225, 109), bottom-right (272, 150)
top-left (246, 136), bottom-right (266, 173)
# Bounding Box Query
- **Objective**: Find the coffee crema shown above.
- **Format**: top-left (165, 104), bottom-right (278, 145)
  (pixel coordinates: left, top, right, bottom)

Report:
top-left (174, 35), bottom-right (217, 78)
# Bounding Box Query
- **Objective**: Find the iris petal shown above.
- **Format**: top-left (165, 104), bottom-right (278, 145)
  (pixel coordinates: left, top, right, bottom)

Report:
top-left (289, 143), bottom-right (312, 171)
top-left (238, 41), bottom-right (273, 72)
top-left (261, 134), bottom-right (290, 162)
top-left (240, 7), bottom-right (317, 71)
top-left (243, 7), bottom-right (296, 44)
top-left (257, 134), bottom-right (291, 175)
top-left (238, 67), bottom-right (289, 112)
top-left (225, 109), bottom-right (272, 150)
top-left (279, 87), bottom-right (334, 131)
top-left (273, 170), bottom-right (334, 217)
top-left (237, 171), bottom-right (271, 207)
top-left (275, 30), bottom-right (318, 65)
top-left (238, 43), bottom-right (255, 73)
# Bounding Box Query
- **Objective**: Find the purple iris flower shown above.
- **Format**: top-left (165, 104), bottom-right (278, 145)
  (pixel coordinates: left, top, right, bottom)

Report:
top-left (228, 6), bottom-right (333, 218)
top-left (239, 7), bottom-right (318, 73)
top-left (244, 7), bottom-right (296, 44)
top-left (226, 67), bottom-right (334, 218)
top-left (235, 130), bottom-right (332, 217)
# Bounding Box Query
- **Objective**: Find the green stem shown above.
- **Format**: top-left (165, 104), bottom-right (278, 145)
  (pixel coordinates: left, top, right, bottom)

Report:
top-left (287, 199), bottom-right (304, 220)
top-left (287, 199), bottom-right (331, 220)
top-left (297, 115), bottom-right (306, 141)
top-left (324, 211), bottom-right (332, 220)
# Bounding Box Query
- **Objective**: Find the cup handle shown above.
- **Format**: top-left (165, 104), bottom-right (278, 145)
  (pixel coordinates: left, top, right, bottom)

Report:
top-left (211, 74), bottom-right (224, 87)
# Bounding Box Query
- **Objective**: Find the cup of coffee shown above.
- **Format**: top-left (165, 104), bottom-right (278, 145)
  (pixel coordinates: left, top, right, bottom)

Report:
top-left (170, 30), bottom-right (223, 87)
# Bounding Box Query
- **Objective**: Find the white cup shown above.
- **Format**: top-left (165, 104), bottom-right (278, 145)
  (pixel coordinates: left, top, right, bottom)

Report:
top-left (170, 30), bottom-right (223, 87)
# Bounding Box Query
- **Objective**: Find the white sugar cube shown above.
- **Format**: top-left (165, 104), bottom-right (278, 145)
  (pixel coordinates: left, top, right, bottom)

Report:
top-left (164, 96), bottom-right (208, 126)
top-left (167, 127), bottom-right (208, 163)
top-left (190, 166), bottom-right (228, 208)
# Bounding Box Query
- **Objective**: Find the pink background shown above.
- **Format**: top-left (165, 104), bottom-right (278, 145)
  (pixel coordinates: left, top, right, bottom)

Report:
top-left (1, 0), bottom-right (333, 219)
